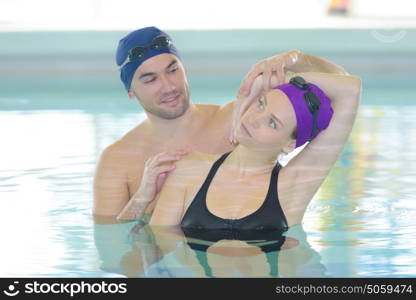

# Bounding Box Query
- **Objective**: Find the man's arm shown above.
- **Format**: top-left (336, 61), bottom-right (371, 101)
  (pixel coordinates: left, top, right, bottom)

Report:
top-left (93, 145), bottom-right (131, 219)
top-left (239, 50), bottom-right (348, 97)
top-left (286, 50), bottom-right (349, 75)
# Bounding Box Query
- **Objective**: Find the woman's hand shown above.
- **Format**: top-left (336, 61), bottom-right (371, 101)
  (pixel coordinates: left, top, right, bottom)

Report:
top-left (230, 76), bottom-right (265, 144)
top-left (238, 50), bottom-right (300, 98)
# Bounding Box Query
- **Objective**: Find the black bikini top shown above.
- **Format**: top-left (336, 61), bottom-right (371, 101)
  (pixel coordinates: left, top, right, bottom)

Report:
top-left (181, 152), bottom-right (288, 232)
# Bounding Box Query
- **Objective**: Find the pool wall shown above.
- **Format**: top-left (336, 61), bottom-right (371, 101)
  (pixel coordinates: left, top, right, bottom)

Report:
top-left (0, 29), bottom-right (415, 111)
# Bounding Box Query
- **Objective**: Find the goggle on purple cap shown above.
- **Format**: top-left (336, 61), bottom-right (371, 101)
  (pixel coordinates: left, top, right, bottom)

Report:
top-left (274, 76), bottom-right (334, 148)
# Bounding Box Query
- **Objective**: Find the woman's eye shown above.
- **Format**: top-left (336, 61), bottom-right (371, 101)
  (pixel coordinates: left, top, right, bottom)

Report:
top-left (258, 99), bottom-right (265, 110)
top-left (169, 67), bottom-right (178, 73)
top-left (269, 118), bottom-right (277, 129)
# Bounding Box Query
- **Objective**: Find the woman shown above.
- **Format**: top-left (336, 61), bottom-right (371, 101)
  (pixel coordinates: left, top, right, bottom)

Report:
top-left (117, 71), bottom-right (361, 230)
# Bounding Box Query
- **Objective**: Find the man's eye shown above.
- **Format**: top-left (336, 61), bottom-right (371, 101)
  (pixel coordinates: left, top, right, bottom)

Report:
top-left (144, 78), bottom-right (156, 83)
top-left (169, 67), bottom-right (178, 73)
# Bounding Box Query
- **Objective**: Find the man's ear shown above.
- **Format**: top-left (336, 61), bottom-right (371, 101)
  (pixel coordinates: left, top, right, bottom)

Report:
top-left (282, 138), bottom-right (296, 154)
top-left (128, 90), bottom-right (135, 99)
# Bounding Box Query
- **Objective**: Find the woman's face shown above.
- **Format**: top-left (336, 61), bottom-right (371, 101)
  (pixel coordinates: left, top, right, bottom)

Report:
top-left (236, 89), bottom-right (297, 152)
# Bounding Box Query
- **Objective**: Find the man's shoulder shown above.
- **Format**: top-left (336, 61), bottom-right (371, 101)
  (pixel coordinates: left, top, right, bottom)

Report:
top-left (96, 142), bottom-right (127, 171)
top-left (195, 101), bottom-right (234, 114)
top-left (195, 101), bottom-right (235, 125)
top-left (101, 122), bottom-right (149, 156)
top-left (100, 140), bottom-right (127, 157)
top-left (98, 136), bottom-right (144, 165)
top-left (194, 103), bottom-right (220, 115)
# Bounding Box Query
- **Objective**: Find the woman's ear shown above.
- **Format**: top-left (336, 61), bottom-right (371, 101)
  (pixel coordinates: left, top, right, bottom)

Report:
top-left (282, 138), bottom-right (296, 154)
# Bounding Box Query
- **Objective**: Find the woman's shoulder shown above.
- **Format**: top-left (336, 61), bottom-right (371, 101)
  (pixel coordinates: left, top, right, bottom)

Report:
top-left (185, 151), bottom-right (221, 161)
top-left (175, 151), bottom-right (221, 170)
top-left (165, 151), bottom-right (222, 184)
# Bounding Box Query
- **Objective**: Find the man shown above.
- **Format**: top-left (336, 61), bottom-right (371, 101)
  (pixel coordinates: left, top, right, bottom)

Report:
top-left (93, 26), bottom-right (347, 221)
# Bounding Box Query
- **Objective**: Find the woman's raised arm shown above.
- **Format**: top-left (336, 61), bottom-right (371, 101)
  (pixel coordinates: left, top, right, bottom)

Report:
top-left (282, 72), bottom-right (361, 221)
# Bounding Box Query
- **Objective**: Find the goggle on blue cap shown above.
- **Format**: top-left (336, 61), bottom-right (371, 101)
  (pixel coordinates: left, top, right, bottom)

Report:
top-left (116, 26), bottom-right (180, 91)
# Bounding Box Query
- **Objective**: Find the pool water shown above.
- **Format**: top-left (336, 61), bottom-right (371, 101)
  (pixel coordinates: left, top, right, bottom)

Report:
top-left (1, 88), bottom-right (416, 277)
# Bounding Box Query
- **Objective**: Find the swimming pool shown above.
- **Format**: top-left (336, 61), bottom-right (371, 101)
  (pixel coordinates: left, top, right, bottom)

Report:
top-left (1, 30), bottom-right (415, 277)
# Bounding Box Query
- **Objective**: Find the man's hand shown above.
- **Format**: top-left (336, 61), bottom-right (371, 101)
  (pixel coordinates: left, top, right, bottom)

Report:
top-left (238, 50), bottom-right (300, 98)
top-left (230, 70), bottom-right (295, 144)
top-left (117, 149), bottom-right (188, 221)
top-left (138, 150), bottom-right (188, 202)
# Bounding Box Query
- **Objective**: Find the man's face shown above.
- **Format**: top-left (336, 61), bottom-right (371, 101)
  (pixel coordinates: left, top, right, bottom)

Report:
top-left (128, 54), bottom-right (190, 120)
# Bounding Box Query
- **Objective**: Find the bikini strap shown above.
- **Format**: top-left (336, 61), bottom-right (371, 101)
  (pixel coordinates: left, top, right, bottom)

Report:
top-left (192, 152), bottom-right (231, 205)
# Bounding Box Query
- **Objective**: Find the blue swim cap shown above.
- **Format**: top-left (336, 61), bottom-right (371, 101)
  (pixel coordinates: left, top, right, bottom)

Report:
top-left (116, 26), bottom-right (180, 91)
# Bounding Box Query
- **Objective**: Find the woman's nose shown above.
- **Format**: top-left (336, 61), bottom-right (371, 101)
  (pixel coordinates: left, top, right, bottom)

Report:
top-left (251, 119), bottom-right (260, 129)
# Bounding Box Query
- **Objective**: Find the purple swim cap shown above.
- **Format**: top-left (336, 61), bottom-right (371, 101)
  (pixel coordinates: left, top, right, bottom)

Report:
top-left (274, 76), bottom-right (334, 148)
top-left (116, 26), bottom-right (180, 91)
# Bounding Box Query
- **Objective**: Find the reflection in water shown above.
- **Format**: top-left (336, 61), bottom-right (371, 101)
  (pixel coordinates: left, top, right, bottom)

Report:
top-left (94, 221), bottom-right (327, 278)
top-left (182, 227), bottom-right (288, 277)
